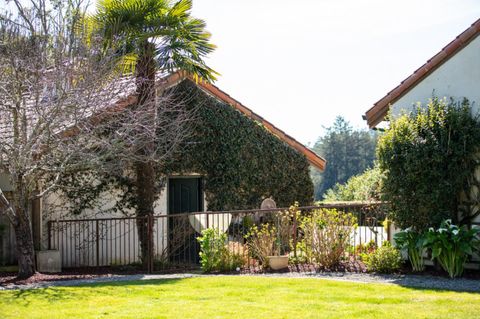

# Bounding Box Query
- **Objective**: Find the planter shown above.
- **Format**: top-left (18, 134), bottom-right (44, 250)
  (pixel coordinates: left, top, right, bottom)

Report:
top-left (267, 255), bottom-right (289, 270)
top-left (36, 250), bottom-right (61, 273)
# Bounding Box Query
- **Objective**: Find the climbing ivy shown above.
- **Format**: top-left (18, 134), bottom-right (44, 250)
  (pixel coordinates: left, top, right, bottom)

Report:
top-left (166, 80), bottom-right (313, 209)
top-left (57, 80), bottom-right (313, 215)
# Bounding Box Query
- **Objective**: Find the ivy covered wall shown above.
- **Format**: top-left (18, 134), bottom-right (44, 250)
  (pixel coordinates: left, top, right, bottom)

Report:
top-left (166, 80), bottom-right (313, 209)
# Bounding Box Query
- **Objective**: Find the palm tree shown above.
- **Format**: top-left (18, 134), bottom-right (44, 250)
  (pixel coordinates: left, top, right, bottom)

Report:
top-left (95, 0), bottom-right (217, 268)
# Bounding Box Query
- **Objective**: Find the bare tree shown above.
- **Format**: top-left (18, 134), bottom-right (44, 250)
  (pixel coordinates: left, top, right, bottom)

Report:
top-left (0, 0), bottom-right (197, 278)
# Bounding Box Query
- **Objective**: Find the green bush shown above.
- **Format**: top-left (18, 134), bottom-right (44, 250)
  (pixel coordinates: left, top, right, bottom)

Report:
top-left (355, 240), bottom-right (378, 261)
top-left (299, 209), bottom-right (357, 268)
top-left (323, 165), bottom-right (384, 202)
top-left (197, 228), bottom-right (244, 273)
top-left (424, 220), bottom-right (480, 278)
top-left (377, 98), bottom-right (480, 231)
top-left (364, 242), bottom-right (402, 274)
top-left (394, 228), bottom-right (426, 272)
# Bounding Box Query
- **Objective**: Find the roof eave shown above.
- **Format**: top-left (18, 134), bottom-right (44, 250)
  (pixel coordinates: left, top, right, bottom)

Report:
top-left (364, 18), bottom-right (480, 128)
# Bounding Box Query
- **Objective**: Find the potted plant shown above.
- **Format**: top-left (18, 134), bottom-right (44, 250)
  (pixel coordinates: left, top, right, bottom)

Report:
top-left (267, 238), bottom-right (289, 270)
top-left (245, 223), bottom-right (289, 270)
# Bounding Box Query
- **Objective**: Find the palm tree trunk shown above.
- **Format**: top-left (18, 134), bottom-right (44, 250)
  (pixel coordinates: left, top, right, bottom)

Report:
top-left (134, 41), bottom-right (156, 269)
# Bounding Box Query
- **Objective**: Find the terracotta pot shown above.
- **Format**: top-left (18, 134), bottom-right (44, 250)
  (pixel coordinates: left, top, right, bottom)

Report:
top-left (267, 255), bottom-right (289, 270)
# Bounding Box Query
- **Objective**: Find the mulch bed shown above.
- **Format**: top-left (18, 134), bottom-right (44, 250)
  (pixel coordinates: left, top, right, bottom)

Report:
top-left (2, 261), bottom-right (479, 287)
top-left (0, 266), bottom-right (145, 287)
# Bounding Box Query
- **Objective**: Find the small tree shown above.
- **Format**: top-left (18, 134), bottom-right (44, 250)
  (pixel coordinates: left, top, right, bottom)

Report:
top-left (0, 0), bottom-right (129, 278)
top-left (0, 0), bottom-right (197, 278)
top-left (377, 98), bottom-right (480, 231)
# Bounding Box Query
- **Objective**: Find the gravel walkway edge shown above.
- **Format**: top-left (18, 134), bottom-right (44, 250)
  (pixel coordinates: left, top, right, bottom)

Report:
top-left (1, 272), bottom-right (479, 292)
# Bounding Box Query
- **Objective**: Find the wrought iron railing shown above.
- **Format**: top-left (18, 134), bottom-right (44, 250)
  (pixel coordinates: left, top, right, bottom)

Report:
top-left (48, 202), bottom-right (389, 272)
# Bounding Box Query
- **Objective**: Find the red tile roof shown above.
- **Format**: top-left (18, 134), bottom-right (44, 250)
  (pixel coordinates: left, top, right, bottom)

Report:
top-left (365, 18), bottom-right (480, 128)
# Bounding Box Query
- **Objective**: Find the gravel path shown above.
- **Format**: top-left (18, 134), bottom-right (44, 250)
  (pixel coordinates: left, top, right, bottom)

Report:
top-left (1, 272), bottom-right (479, 292)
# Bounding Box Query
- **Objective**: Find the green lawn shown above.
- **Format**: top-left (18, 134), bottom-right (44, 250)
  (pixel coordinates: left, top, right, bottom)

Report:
top-left (0, 276), bottom-right (479, 319)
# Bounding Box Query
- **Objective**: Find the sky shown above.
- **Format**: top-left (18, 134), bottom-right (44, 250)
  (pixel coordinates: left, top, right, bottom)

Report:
top-left (190, 0), bottom-right (480, 145)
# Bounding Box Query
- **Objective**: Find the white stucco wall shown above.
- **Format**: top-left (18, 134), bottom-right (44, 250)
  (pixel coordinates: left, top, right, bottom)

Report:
top-left (391, 35), bottom-right (480, 115)
top-left (42, 175), bottom-right (209, 267)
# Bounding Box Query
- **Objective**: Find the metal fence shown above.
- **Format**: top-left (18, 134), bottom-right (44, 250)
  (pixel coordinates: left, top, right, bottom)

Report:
top-left (48, 202), bottom-right (389, 272)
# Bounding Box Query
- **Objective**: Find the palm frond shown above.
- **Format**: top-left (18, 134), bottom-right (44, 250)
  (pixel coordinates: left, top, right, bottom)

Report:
top-left (94, 0), bottom-right (217, 82)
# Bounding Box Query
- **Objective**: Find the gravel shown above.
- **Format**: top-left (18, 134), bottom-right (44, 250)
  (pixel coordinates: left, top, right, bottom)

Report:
top-left (1, 272), bottom-right (479, 292)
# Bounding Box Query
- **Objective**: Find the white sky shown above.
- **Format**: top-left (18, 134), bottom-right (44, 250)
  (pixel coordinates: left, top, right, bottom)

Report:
top-left (191, 0), bottom-right (480, 145)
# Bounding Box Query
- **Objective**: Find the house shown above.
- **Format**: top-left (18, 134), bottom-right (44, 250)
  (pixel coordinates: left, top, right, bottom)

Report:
top-left (364, 18), bottom-right (480, 231)
top-left (0, 72), bottom-right (326, 267)
top-left (365, 18), bottom-right (480, 128)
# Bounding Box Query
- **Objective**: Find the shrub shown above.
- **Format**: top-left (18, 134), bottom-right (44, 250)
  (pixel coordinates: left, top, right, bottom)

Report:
top-left (364, 242), bottom-right (402, 273)
top-left (197, 228), bottom-right (245, 273)
top-left (394, 228), bottom-right (426, 272)
top-left (299, 209), bottom-right (357, 268)
top-left (377, 98), bottom-right (480, 231)
top-left (355, 240), bottom-right (378, 261)
top-left (424, 220), bottom-right (480, 278)
top-left (323, 165), bottom-right (384, 202)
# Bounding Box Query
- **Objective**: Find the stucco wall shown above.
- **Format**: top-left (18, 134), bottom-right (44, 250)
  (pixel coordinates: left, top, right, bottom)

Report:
top-left (42, 176), bottom-right (209, 267)
top-left (391, 35), bottom-right (480, 116)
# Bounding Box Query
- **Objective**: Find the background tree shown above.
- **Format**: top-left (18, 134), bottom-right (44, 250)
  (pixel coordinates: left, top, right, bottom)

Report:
top-left (311, 116), bottom-right (379, 200)
top-left (323, 165), bottom-right (383, 202)
top-left (94, 0), bottom-right (216, 266)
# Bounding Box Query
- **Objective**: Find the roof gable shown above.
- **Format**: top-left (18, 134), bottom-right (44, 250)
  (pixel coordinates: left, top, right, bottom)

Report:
top-left (160, 72), bottom-right (326, 171)
top-left (365, 18), bottom-right (480, 128)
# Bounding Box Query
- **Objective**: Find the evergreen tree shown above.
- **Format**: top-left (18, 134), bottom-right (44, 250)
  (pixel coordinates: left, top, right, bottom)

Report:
top-left (311, 116), bottom-right (378, 200)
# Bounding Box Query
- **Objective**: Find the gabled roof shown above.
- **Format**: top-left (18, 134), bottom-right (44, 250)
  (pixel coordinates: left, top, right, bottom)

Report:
top-left (0, 69), bottom-right (326, 171)
top-left (158, 72), bottom-right (326, 171)
top-left (365, 18), bottom-right (480, 128)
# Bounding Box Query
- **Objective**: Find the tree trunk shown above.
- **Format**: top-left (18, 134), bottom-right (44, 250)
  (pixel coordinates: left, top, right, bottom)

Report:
top-left (13, 212), bottom-right (36, 279)
top-left (1, 183), bottom-right (36, 278)
top-left (134, 41), bottom-right (157, 269)
top-left (135, 161), bottom-right (155, 268)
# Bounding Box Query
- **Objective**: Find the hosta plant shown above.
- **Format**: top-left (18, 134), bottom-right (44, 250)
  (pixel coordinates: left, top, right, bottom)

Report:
top-left (424, 220), bottom-right (480, 278)
top-left (394, 227), bottom-right (426, 272)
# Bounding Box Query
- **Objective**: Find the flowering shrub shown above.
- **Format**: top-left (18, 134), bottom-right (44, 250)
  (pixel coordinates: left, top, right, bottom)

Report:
top-left (299, 209), bottom-right (357, 268)
top-left (245, 224), bottom-right (277, 267)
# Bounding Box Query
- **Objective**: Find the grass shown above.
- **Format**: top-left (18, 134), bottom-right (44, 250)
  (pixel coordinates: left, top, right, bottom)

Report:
top-left (0, 276), bottom-right (479, 318)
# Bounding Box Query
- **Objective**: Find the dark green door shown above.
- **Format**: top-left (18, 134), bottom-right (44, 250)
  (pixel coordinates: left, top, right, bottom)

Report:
top-left (168, 178), bottom-right (202, 265)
